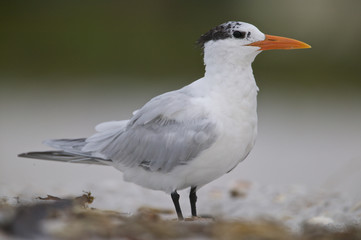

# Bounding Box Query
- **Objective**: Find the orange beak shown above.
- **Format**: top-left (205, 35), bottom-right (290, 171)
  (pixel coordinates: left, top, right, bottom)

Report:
top-left (247, 34), bottom-right (311, 50)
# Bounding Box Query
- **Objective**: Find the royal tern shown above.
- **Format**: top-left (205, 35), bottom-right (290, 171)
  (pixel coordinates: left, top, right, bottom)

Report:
top-left (19, 21), bottom-right (310, 220)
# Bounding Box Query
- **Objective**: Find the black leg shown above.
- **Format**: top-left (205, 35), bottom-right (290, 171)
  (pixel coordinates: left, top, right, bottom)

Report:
top-left (189, 186), bottom-right (197, 217)
top-left (171, 191), bottom-right (184, 220)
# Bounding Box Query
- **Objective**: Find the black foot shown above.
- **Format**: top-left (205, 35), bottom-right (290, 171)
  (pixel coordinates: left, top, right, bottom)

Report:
top-left (171, 191), bottom-right (184, 220)
top-left (189, 186), bottom-right (197, 217)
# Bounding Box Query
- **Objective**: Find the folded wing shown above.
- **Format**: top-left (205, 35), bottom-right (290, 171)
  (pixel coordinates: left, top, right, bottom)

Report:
top-left (83, 90), bottom-right (218, 173)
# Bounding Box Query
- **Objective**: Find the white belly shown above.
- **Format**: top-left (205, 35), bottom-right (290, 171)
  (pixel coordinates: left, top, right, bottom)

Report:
top-left (174, 111), bottom-right (258, 189)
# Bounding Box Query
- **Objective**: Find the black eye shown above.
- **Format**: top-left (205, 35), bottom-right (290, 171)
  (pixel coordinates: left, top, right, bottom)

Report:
top-left (233, 31), bottom-right (246, 39)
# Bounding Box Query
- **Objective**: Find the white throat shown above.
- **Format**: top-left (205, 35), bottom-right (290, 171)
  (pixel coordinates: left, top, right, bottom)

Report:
top-left (204, 40), bottom-right (260, 76)
top-left (201, 40), bottom-right (261, 105)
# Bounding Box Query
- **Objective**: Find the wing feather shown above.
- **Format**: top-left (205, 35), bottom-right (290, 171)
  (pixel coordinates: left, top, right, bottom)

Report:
top-left (83, 90), bottom-right (217, 173)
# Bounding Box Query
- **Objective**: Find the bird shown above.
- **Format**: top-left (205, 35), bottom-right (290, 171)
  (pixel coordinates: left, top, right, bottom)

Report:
top-left (18, 21), bottom-right (310, 220)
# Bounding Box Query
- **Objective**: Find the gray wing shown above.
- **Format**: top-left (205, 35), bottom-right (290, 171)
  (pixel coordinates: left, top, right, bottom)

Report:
top-left (83, 90), bottom-right (217, 173)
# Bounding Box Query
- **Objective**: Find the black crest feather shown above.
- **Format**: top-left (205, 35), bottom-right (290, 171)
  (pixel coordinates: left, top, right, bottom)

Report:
top-left (197, 22), bottom-right (242, 48)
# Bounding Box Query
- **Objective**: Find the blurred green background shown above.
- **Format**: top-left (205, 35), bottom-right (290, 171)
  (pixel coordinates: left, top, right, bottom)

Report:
top-left (1, 0), bottom-right (360, 92)
top-left (1, 0), bottom-right (360, 198)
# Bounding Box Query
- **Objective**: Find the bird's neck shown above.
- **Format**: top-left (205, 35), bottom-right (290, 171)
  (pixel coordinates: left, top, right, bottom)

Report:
top-left (204, 60), bottom-right (256, 88)
top-left (203, 48), bottom-right (259, 102)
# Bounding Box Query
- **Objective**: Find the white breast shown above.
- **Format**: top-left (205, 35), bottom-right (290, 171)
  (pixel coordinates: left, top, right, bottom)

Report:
top-left (175, 75), bottom-right (258, 189)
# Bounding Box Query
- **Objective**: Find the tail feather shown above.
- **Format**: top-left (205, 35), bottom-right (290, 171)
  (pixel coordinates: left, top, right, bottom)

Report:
top-left (18, 151), bottom-right (110, 166)
top-left (43, 138), bottom-right (87, 155)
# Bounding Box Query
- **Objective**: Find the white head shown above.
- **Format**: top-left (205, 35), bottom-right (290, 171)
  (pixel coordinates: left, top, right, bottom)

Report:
top-left (198, 21), bottom-right (310, 72)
